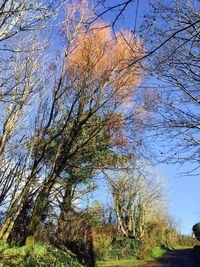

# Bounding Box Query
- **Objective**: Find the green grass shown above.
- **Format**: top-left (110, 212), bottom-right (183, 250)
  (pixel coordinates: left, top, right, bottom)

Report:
top-left (0, 241), bottom-right (83, 267)
top-left (96, 258), bottom-right (145, 266)
top-left (0, 242), bottom-right (46, 256)
top-left (147, 246), bottom-right (169, 260)
top-left (173, 245), bottom-right (193, 249)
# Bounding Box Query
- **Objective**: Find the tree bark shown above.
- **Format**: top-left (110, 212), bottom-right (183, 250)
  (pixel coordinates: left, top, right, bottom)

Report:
top-left (25, 178), bottom-right (55, 245)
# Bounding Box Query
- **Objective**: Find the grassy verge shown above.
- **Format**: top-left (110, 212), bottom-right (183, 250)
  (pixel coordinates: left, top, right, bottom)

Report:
top-left (147, 246), bottom-right (170, 260)
top-left (96, 246), bottom-right (169, 267)
top-left (96, 258), bottom-right (145, 267)
top-left (0, 241), bottom-right (82, 267)
top-left (173, 245), bottom-right (193, 249)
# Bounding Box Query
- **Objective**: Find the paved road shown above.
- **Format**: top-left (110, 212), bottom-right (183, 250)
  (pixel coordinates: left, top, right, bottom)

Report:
top-left (136, 249), bottom-right (199, 267)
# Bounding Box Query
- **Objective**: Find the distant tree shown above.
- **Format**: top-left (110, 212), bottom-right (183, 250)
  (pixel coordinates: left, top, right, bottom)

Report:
top-left (105, 163), bottom-right (165, 241)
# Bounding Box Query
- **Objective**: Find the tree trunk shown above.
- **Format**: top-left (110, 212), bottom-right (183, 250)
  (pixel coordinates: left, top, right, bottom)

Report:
top-left (0, 177), bottom-right (33, 241)
top-left (25, 179), bottom-right (54, 245)
top-left (60, 183), bottom-right (73, 221)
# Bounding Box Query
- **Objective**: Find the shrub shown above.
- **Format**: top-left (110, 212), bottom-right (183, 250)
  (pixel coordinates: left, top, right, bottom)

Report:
top-left (193, 223), bottom-right (200, 241)
top-left (93, 229), bottom-right (113, 261)
top-left (35, 211), bottom-right (94, 267)
top-left (109, 238), bottom-right (135, 259)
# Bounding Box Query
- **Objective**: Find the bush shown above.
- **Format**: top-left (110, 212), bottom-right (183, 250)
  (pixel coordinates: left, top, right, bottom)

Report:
top-left (35, 211), bottom-right (94, 267)
top-left (93, 229), bottom-right (113, 261)
top-left (94, 235), bottom-right (145, 261)
top-left (193, 223), bottom-right (200, 241)
top-left (133, 239), bottom-right (152, 260)
top-left (109, 238), bottom-right (135, 259)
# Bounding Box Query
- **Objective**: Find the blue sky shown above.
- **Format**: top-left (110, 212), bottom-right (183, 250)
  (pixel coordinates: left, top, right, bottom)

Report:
top-left (93, 0), bottom-right (200, 235)
top-left (159, 163), bottom-right (200, 235)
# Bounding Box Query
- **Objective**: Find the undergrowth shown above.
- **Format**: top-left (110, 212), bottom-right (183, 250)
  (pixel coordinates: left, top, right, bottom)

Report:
top-left (0, 241), bottom-right (83, 267)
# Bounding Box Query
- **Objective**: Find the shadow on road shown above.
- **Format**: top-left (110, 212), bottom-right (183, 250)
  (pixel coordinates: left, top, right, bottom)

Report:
top-left (145, 249), bottom-right (199, 267)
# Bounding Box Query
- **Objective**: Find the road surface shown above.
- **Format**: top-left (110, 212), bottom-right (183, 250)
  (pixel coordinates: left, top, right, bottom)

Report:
top-left (136, 249), bottom-right (199, 267)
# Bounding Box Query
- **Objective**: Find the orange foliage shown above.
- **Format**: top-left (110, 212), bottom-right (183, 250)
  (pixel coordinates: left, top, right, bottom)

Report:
top-left (66, 21), bottom-right (144, 104)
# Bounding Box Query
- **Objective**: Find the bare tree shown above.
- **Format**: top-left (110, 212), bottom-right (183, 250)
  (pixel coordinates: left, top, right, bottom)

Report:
top-left (0, 40), bottom-right (47, 241)
top-left (141, 0), bottom-right (200, 172)
top-left (0, 0), bottom-right (50, 43)
top-left (105, 163), bottom-right (165, 241)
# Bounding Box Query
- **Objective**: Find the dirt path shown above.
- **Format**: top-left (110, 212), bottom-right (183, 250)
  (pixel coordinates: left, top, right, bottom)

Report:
top-left (135, 249), bottom-right (199, 267)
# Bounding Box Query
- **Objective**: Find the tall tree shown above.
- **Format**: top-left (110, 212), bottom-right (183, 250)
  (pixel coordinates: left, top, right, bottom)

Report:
top-left (0, 0), bottom-right (145, 246)
top-left (25, 21), bottom-right (144, 245)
